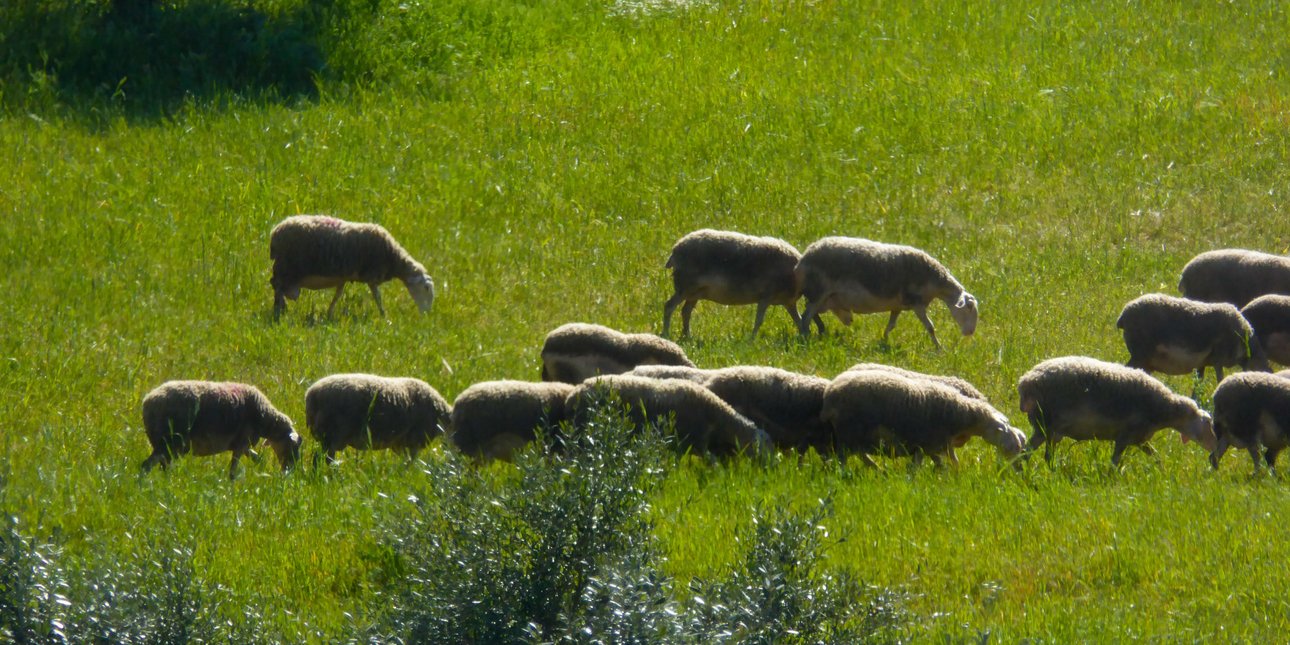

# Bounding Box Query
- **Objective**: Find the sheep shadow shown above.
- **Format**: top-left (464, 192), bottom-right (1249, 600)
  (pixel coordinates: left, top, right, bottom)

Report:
top-left (3, 0), bottom-right (330, 123)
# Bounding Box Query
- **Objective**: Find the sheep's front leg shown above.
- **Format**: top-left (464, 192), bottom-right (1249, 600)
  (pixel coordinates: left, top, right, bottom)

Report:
top-left (368, 283), bottom-right (387, 317)
top-left (912, 308), bottom-right (942, 349)
top-left (327, 283), bottom-right (346, 317)
top-left (799, 298), bottom-right (827, 337)
top-left (1209, 434), bottom-right (1230, 470)
top-left (662, 292), bottom-right (686, 337)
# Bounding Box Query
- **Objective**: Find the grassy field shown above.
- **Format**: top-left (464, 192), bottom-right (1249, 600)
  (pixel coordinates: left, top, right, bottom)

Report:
top-left (4, 0), bottom-right (1290, 640)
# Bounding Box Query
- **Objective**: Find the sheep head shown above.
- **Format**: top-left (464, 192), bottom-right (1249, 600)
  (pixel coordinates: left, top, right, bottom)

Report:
top-left (949, 291), bottom-right (979, 336)
top-left (1178, 409), bottom-right (1217, 453)
top-left (982, 414), bottom-right (1027, 457)
top-left (404, 272), bottom-right (436, 313)
top-left (261, 411), bottom-right (302, 471)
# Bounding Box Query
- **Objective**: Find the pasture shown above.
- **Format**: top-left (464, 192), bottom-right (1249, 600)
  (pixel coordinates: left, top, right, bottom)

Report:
top-left (3, 0), bottom-right (1290, 640)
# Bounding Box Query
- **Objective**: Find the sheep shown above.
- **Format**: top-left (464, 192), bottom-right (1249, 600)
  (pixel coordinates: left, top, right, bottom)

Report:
top-left (141, 380), bottom-right (300, 480)
top-left (565, 374), bottom-right (772, 457)
top-left (1241, 294), bottom-right (1290, 367)
top-left (661, 229), bottom-right (823, 338)
top-left (269, 215), bottom-right (435, 319)
top-left (1209, 371), bottom-right (1290, 472)
top-left (794, 237), bottom-right (978, 349)
top-left (821, 369), bottom-right (1025, 468)
top-left (1178, 248), bottom-right (1290, 308)
top-left (699, 366), bottom-right (833, 454)
top-left (540, 322), bottom-right (695, 384)
top-left (448, 381), bottom-right (574, 462)
top-left (843, 362), bottom-right (988, 401)
top-left (1016, 356), bottom-right (1216, 467)
top-left (304, 373), bottom-right (451, 463)
top-left (1116, 293), bottom-right (1270, 381)
top-left (623, 364), bottom-right (716, 384)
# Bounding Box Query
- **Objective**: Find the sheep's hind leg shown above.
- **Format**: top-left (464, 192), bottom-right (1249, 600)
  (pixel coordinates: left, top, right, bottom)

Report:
top-left (680, 300), bottom-right (698, 337)
top-left (750, 301), bottom-right (772, 338)
top-left (367, 283), bottom-right (387, 317)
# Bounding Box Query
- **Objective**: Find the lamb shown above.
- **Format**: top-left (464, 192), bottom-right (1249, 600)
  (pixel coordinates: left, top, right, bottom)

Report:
top-left (794, 237), bottom-right (978, 348)
top-left (1209, 371), bottom-right (1290, 472)
top-left (565, 374), bottom-right (772, 457)
top-left (1178, 249), bottom-right (1290, 308)
top-left (540, 322), bottom-right (695, 384)
top-left (448, 381), bottom-right (574, 462)
top-left (140, 380), bottom-right (300, 480)
top-left (1016, 356), bottom-right (1216, 467)
top-left (699, 366), bottom-right (833, 454)
top-left (1116, 293), bottom-right (1270, 381)
top-left (269, 215), bottom-right (435, 319)
top-left (661, 229), bottom-right (823, 338)
top-left (820, 369), bottom-right (1026, 467)
top-left (305, 373), bottom-right (451, 463)
top-left (1241, 294), bottom-right (1290, 367)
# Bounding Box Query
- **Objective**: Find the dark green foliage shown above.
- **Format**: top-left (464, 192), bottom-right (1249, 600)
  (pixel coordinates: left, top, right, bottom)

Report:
top-left (373, 399), bottom-right (907, 643)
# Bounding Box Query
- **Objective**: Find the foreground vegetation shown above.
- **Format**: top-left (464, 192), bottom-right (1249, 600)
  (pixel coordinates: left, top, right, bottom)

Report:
top-left (4, 0), bottom-right (1290, 640)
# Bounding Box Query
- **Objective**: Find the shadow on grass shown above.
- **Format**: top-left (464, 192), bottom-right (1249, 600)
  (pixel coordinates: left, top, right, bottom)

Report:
top-left (1, 0), bottom-right (338, 123)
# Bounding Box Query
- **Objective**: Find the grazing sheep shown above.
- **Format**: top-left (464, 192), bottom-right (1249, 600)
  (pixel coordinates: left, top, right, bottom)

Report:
top-left (566, 375), bottom-right (772, 457)
top-left (141, 381), bottom-right (300, 480)
top-left (821, 370), bottom-right (1026, 467)
top-left (794, 237), bottom-right (978, 348)
top-left (1016, 356), bottom-right (1216, 466)
top-left (843, 362), bottom-right (987, 401)
top-left (701, 366), bottom-right (833, 454)
top-left (1210, 371), bottom-right (1290, 472)
top-left (448, 381), bottom-right (574, 462)
top-left (540, 323), bottom-right (695, 384)
top-left (1116, 293), bottom-right (1270, 381)
top-left (1178, 249), bottom-right (1290, 308)
top-left (1242, 294), bottom-right (1290, 367)
top-left (661, 229), bottom-right (823, 338)
top-left (305, 374), bottom-right (450, 463)
top-left (270, 215), bottom-right (435, 319)
top-left (623, 364), bottom-right (716, 384)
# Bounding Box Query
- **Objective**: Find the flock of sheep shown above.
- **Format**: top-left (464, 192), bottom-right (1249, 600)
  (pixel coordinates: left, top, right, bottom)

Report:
top-left (140, 216), bottom-right (1290, 479)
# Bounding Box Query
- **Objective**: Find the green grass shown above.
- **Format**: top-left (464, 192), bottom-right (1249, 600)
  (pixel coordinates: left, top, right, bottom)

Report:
top-left (4, 0), bottom-right (1290, 640)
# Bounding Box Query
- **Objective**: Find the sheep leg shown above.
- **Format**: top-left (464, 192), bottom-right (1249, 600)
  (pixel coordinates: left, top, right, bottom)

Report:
top-left (327, 284), bottom-right (346, 317)
top-left (662, 293), bottom-right (684, 337)
top-left (913, 308), bottom-right (942, 349)
top-left (799, 299), bottom-right (827, 336)
top-left (680, 300), bottom-right (698, 337)
top-left (368, 283), bottom-right (387, 317)
top-left (1209, 434), bottom-right (1230, 470)
top-left (882, 310), bottom-right (901, 341)
top-left (1248, 445), bottom-right (1264, 473)
top-left (1266, 446), bottom-right (1283, 469)
top-left (141, 451), bottom-right (170, 473)
top-left (273, 291), bottom-right (287, 320)
top-left (1213, 365), bottom-right (1225, 382)
top-left (750, 301), bottom-right (772, 338)
top-left (1110, 434), bottom-right (1138, 468)
top-left (946, 447), bottom-right (960, 467)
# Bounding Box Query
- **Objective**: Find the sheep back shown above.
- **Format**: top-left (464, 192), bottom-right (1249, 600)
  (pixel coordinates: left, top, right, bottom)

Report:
top-left (141, 380), bottom-right (299, 475)
top-left (665, 229), bottom-right (802, 306)
top-left (844, 362), bottom-right (987, 401)
top-left (1242, 294), bottom-right (1290, 366)
top-left (449, 380), bottom-right (574, 461)
top-left (1116, 293), bottom-right (1264, 375)
top-left (1211, 371), bottom-right (1290, 469)
top-left (540, 323), bottom-right (694, 384)
top-left (1016, 356), bottom-right (1213, 449)
top-left (305, 373), bottom-right (450, 458)
top-left (702, 366), bottom-right (832, 454)
top-left (566, 375), bottom-right (770, 457)
top-left (1179, 249), bottom-right (1290, 308)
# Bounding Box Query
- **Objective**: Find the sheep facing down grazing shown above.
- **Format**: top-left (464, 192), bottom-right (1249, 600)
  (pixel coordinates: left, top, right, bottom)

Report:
top-left (566, 375), bottom-right (772, 458)
top-left (843, 362), bottom-right (988, 401)
top-left (305, 374), bottom-right (451, 463)
top-left (1241, 294), bottom-right (1290, 367)
top-left (661, 229), bottom-right (823, 338)
top-left (270, 215), bottom-right (435, 319)
top-left (821, 370), bottom-right (1025, 468)
top-left (448, 381), bottom-right (575, 462)
top-left (1116, 293), bottom-right (1270, 381)
top-left (1016, 356), bottom-right (1217, 467)
top-left (623, 364), bottom-right (716, 384)
top-left (794, 237), bottom-right (978, 349)
top-left (141, 381), bottom-right (301, 480)
top-left (540, 322), bottom-right (695, 384)
top-left (701, 366), bottom-right (833, 455)
top-left (1210, 371), bottom-right (1290, 472)
top-left (1178, 249), bottom-right (1290, 308)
